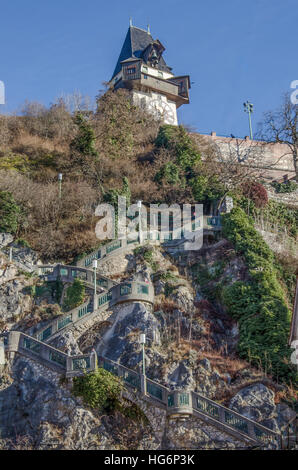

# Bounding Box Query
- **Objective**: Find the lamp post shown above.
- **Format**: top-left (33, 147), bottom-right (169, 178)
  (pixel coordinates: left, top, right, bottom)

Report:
top-left (58, 173), bottom-right (63, 199)
top-left (140, 333), bottom-right (146, 395)
top-left (92, 259), bottom-right (98, 312)
top-left (137, 200), bottom-right (143, 244)
top-left (243, 101), bottom-right (254, 140)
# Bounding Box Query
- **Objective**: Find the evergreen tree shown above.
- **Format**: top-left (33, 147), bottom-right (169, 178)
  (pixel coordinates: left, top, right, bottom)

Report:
top-left (0, 191), bottom-right (21, 234)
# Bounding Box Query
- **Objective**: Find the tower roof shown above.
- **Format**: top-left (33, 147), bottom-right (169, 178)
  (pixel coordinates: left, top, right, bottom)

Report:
top-left (111, 25), bottom-right (172, 79)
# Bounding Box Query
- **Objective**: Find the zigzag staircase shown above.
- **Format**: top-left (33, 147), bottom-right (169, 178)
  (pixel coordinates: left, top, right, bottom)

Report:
top-left (1, 231), bottom-right (296, 449)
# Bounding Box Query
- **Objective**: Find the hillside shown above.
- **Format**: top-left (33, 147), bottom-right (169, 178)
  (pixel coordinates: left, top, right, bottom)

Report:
top-left (0, 90), bottom-right (297, 450)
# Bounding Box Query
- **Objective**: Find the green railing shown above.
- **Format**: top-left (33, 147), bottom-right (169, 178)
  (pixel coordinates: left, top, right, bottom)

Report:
top-left (193, 391), bottom-right (279, 446)
top-left (23, 337), bottom-right (41, 353)
top-left (147, 381), bottom-right (163, 401)
top-left (123, 370), bottom-right (141, 390)
top-left (120, 283), bottom-right (132, 295)
top-left (196, 396), bottom-right (219, 418)
top-left (58, 314), bottom-right (72, 330)
top-left (97, 278), bottom-right (108, 288)
top-left (106, 241), bottom-right (121, 254)
top-left (254, 426), bottom-right (275, 443)
top-left (127, 237), bottom-right (139, 244)
top-left (98, 292), bottom-right (112, 307)
top-left (103, 360), bottom-right (119, 376)
top-left (38, 326), bottom-right (52, 342)
top-left (85, 250), bottom-right (101, 267)
top-left (12, 334), bottom-right (282, 448)
top-left (224, 410), bottom-right (249, 434)
top-left (179, 392), bottom-right (190, 406)
top-left (72, 356), bottom-right (91, 371)
top-left (78, 305), bottom-right (88, 318)
top-left (49, 350), bottom-right (67, 367)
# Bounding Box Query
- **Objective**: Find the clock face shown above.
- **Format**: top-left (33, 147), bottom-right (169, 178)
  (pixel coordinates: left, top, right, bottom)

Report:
top-left (147, 98), bottom-right (176, 124)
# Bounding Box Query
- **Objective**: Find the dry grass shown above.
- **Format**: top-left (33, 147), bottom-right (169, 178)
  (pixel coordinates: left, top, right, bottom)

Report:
top-left (12, 131), bottom-right (69, 155)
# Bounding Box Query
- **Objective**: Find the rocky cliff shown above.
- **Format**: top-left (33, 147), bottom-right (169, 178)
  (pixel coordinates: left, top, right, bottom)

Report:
top-left (0, 236), bottom-right (296, 450)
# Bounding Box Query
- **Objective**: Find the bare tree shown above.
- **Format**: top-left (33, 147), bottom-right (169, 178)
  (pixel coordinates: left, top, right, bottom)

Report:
top-left (257, 93), bottom-right (298, 181)
top-left (196, 134), bottom-right (269, 212)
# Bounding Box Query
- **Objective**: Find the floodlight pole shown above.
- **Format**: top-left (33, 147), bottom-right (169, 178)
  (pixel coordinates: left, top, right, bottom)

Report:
top-left (58, 173), bottom-right (63, 199)
top-left (140, 333), bottom-right (146, 395)
top-left (137, 200), bottom-right (143, 244)
top-left (93, 259), bottom-right (98, 312)
top-left (243, 101), bottom-right (253, 140)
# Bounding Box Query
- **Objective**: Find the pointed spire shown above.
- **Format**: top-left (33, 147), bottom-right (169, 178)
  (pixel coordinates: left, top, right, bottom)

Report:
top-left (147, 24), bottom-right (150, 34)
top-left (129, 18), bottom-right (133, 27)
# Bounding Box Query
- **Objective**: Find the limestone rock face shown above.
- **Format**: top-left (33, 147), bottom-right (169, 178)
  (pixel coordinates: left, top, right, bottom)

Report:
top-left (171, 284), bottom-right (195, 312)
top-left (0, 254), bottom-right (32, 322)
top-left (96, 250), bottom-right (136, 278)
top-left (50, 330), bottom-right (82, 356)
top-left (8, 245), bottom-right (41, 271)
top-left (164, 415), bottom-right (244, 450)
top-left (0, 279), bottom-right (32, 322)
top-left (0, 357), bottom-right (104, 448)
top-left (167, 360), bottom-right (195, 391)
top-left (0, 259), bottom-right (18, 285)
top-left (0, 357), bottom-right (158, 450)
top-left (99, 302), bottom-right (161, 368)
top-left (0, 233), bottom-right (13, 249)
top-left (229, 383), bottom-right (278, 431)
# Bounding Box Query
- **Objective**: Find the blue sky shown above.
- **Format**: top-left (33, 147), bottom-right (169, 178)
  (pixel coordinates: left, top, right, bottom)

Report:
top-left (0, 0), bottom-right (297, 137)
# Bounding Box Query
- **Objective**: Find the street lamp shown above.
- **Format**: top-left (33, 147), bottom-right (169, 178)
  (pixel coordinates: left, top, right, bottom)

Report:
top-left (140, 333), bottom-right (146, 395)
top-left (92, 259), bottom-right (98, 311)
top-left (58, 173), bottom-right (63, 199)
top-left (137, 200), bottom-right (143, 244)
top-left (243, 101), bottom-right (254, 140)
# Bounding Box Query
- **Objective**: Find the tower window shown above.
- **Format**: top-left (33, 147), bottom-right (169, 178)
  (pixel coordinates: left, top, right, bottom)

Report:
top-left (126, 66), bottom-right (136, 75)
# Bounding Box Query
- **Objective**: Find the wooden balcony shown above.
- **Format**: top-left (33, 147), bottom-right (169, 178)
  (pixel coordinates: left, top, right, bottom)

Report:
top-left (118, 66), bottom-right (189, 106)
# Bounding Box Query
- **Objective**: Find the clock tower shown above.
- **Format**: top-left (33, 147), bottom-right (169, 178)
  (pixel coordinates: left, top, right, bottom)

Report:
top-left (109, 23), bottom-right (190, 125)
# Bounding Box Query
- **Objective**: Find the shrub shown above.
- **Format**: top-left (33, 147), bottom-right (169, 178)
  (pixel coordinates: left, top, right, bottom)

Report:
top-left (155, 125), bottom-right (200, 172)
top-left (64, 278), bottom-right (85, 311)
top-left (134, 246), bottom-right (155, 268)
top-left (0, 191), bottom-right (22, 233)
top-left (221, 207), bottom-right (296, 383)
top-left (70, 112), bottom-right (98, 157)
top-left (155, 161), bottom-right (180, 185)
top-left (154, 125), bottom-right (201, 184)
top-left (16, 238), bottom-right (30, 248)
top-left (154, 125), bottom-right (225, 203)
top-left (239, 197), bottom-right (298, 239)
top-left (72, 368), bottom-right (123, 411)
top-left (241, 181), bottom-right (268, 208)
top-left (271, 181), bottom-right (298, 193)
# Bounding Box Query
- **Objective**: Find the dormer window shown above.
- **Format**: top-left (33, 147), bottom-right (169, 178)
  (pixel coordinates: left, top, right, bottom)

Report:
top-left (150, 48), bottom-right (159, 67)
top-left (126, 66), bottom-right (136, 75)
